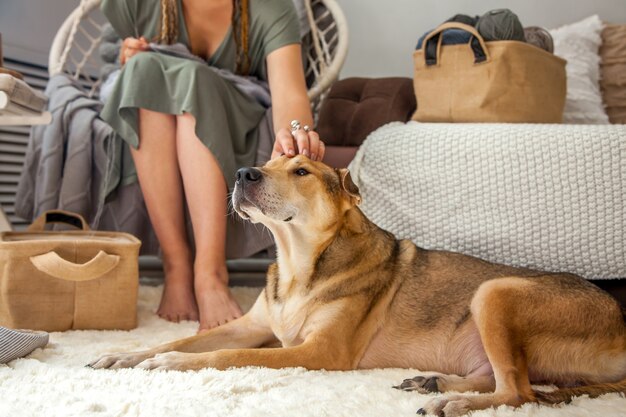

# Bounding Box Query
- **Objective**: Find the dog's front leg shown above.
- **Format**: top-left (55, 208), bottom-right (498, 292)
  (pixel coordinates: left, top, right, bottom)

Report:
top-left (89, 292), bottom-right (277, 369)
top-left (136, 335), bottom-right (351, 372)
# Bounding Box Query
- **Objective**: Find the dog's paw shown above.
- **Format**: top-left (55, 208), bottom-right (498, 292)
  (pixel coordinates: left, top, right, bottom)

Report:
top-left (394, 375), bottom-right (441, 393)
top-left (88, 351), bottom-right (154, 370)
top-left (441, 399), bottom-right (472, 417)
top-left (417, 397), bottom-right (449, 416)
top-left (418, 396), bottom-right (470, 417)
top-left (136, 352), bottom-right (197, 371)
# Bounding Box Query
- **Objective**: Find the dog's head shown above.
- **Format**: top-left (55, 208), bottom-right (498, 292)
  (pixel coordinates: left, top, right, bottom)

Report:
top-left (232, 156), bottom-right (361, 230)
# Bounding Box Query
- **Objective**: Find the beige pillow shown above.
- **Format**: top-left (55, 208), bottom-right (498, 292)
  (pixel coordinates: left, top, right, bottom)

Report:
top-left (600, 24), bottom-right (626, 124)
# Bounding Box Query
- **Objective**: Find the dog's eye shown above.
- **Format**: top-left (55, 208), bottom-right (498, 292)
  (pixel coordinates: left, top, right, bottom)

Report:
top-left (294, 168), bottom-right (309, 176)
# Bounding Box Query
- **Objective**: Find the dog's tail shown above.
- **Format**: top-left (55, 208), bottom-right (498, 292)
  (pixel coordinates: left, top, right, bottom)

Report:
top-left (534, 378), bottom-right (626, 405)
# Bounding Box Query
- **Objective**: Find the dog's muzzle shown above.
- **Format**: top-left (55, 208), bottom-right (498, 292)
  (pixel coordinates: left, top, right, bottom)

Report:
top-left (236, 167), bottom-right (262, 185)
top-left (233, 167), bottom-right (263, 219)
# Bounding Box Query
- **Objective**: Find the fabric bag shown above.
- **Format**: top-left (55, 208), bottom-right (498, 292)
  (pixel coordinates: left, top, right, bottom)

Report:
top-left (412, 22), bottom-right (567, 123)
top-left (0, 210), bottom-right (141, 331)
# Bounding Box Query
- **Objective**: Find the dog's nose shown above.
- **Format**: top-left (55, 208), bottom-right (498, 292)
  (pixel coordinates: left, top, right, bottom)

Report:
top-left (236, 167), bottom-right (262, 183)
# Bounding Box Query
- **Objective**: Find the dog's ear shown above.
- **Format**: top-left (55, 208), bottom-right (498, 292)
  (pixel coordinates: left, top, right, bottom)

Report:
top-left (336, 168), bottom-right (361, 205)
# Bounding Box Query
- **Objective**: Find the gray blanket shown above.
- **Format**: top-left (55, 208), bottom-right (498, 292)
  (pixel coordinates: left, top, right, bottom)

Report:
top-left (16, 74), bottom-right (274, 259)
top-left (16, 75), bottom-right (114, 223)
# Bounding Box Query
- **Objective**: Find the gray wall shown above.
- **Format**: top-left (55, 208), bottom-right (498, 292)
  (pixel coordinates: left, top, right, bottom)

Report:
top-left (337, 0), bottom-right (626, 78)
top-left (0, 0), bottom-right (80, 66)
top-left (1, 0), bottom-right (625, 76)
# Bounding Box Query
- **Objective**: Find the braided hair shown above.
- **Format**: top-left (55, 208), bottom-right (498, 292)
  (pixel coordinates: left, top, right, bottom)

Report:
top-left (232, 0), bottom-right (251, 75)
top-left (158, 0), bottom-right (250, 75)
top-left (158, 0), bottom-right (179, 44)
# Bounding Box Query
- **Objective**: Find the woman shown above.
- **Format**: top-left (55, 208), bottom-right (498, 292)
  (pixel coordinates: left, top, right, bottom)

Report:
top-left (101, 0), bottom-right (324, 331)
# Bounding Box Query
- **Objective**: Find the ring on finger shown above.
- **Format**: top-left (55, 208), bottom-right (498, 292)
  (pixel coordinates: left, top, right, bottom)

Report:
top-left (303, 125), bottom-right (311, 133)
top-left (290, 119), bottom-right (301, 132)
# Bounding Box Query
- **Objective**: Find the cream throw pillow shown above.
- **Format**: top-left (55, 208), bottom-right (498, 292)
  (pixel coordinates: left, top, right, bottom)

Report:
top-left (550, 15), bottom-right (609, 124)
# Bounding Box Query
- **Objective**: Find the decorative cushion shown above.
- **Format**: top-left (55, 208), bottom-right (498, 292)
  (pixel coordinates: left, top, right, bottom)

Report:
top-left (316, 77), bottom-right (416, 147)
top-left (600, 24), bottom-right (626, 124)
top-left (0, 327), bottom-right (48, 364)
top-left (550, 15), bottom-right (609, 124)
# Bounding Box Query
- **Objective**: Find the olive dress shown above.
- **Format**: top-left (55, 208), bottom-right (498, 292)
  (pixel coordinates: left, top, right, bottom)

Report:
top-left (100, 0), bottom-right (301, 190)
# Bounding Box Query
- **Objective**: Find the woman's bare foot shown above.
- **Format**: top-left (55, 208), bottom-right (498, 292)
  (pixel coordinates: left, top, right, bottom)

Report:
top-left (157, 260), bottom-right (199, 322)
top-left (195, 266), bottom-right (243, 332)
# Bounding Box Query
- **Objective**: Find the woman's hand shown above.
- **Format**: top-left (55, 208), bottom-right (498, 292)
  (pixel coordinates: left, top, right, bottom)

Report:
top-left (120, 36), bottom-right (150, 65)
top-left (266, 44), bottom-right (321, 162)
top-left (271, 126), bottom-right (325, 162)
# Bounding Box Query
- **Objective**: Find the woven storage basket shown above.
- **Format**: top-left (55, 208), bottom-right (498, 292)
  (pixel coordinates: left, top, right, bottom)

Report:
top-left (0, 210), bottom-right (141, 331)
top-left (412, 22), bottom-right (566, 123)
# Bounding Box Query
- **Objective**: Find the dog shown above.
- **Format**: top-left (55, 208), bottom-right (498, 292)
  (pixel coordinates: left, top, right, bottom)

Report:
top-left (90, 156), bottom-right (626, 416)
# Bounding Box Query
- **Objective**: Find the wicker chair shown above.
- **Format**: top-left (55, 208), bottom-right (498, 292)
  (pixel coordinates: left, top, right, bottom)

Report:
top-left (48, 0), bottom-right (349, 112)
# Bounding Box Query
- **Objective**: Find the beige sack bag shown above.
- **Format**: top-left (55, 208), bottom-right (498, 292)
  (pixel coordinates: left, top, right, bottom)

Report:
top-left (412, 22), bottom-right (567, 123)
top-left (0, 210), bottom-right (141, 331)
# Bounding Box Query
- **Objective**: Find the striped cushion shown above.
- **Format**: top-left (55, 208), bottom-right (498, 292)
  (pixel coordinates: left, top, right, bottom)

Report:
top-left (0, 326), bottom-right (48, 364)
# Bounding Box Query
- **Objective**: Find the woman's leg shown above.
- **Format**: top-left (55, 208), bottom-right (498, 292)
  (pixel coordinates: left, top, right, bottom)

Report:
top-left (175, 113), bottom-right (243, 330)
top-left (132, 108), bottom-right (198, 322)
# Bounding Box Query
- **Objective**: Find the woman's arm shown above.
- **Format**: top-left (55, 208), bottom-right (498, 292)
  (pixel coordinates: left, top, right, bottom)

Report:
top-left (266, 44), bottom-right (325, 161)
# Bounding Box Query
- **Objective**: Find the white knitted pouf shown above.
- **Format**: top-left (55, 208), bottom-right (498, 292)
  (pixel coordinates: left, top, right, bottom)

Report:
top-left (350, 122), bottom-right (626, 279)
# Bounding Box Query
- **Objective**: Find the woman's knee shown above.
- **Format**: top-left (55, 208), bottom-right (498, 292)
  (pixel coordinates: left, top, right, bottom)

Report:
top-left (138, 107), bottom-right (176, 126)
top-left (176, 112), bottom-right (200, 135)
top-left (176, 112), bottom-right (196, 124)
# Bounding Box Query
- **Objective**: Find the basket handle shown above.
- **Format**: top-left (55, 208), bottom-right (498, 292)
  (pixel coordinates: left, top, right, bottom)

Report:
top-left (28, 210), bottom-right (89, 232)
top-left (422, 22), bottom-right (490, 66)
top-left (30, 250), bottom-right (120, 282)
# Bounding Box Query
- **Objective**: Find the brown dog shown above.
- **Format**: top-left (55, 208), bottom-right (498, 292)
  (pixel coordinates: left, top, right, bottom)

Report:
top-left (90, 156), bottom-right (626, 416)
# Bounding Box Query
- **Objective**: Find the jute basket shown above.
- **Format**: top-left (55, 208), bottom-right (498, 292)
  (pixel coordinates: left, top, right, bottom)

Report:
top-left (0, 210), bottom-right (141, 331)
top-left (412, 22), bottom-right (566, 123)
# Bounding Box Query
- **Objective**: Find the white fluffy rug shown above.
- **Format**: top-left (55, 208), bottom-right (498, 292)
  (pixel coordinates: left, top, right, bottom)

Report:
top-left (1, 285), bottom-right (625, 417)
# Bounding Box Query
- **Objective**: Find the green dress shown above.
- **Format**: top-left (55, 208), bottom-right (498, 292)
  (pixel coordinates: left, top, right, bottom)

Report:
top-left (100, 0), bottom-right (301, 190)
